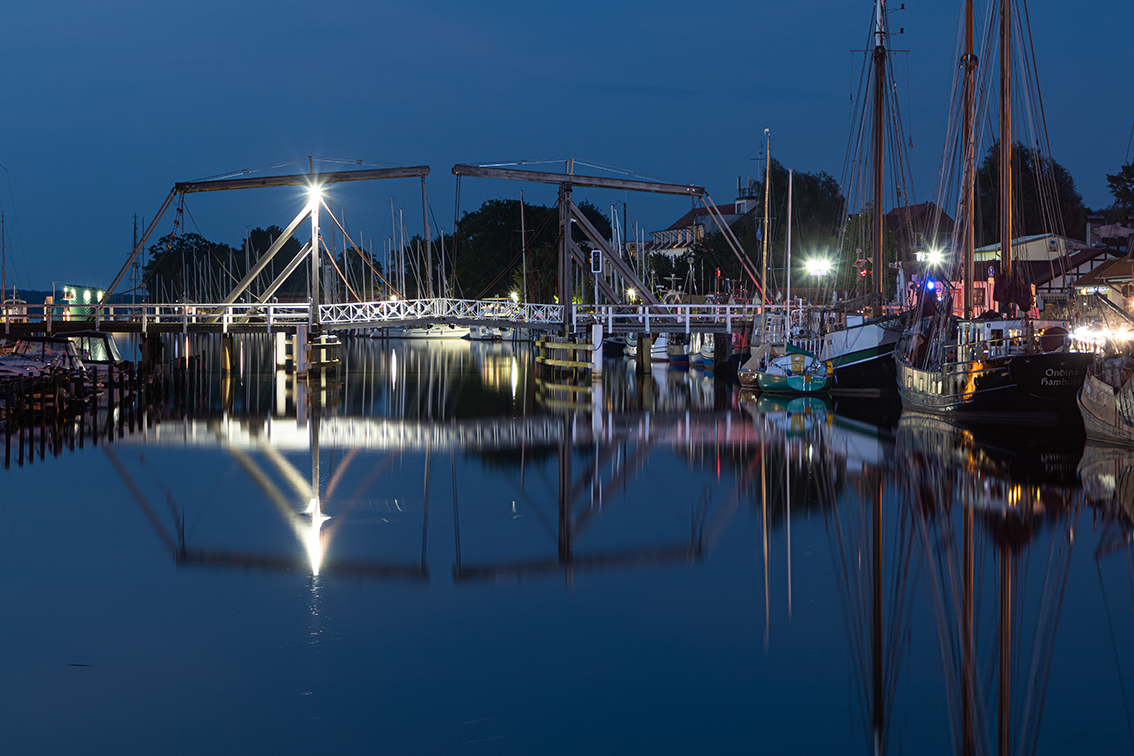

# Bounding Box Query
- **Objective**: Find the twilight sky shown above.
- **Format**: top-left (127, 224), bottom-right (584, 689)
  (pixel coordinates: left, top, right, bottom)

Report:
top-left (0, 0), bottom-right (1128, 292)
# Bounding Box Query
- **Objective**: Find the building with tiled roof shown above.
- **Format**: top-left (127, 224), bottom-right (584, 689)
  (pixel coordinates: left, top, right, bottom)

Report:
top-left (648, 196), bottom-right (761, 258)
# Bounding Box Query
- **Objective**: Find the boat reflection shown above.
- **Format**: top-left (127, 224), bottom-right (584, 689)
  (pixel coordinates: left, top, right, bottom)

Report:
top-left (898, 411), bottom-right (1080, 756)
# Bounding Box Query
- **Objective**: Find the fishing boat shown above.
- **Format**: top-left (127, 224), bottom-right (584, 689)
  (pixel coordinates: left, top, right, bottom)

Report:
top-left (666, 335), bottom-right (690, 367)
top-left (894, 0), bottom-right (1090, 424)
top-left (602, 335), bottom-right (627, 357)
top-left (625, 332), bottom-right (668, 362)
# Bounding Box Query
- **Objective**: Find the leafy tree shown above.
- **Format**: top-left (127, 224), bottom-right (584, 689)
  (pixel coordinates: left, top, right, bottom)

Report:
top-left (456, 198), bottom-right (611, 302)
top-left (975, 140), bottom-right (1086, 243)
top-left (696, 159), bottom-right (845, 300)
top-left (1105, 161), bottom-right (1134, 218)
top-left (241, 226), bottom-right (307, 298)
top-left (143, 232), bottom-right (238, 302)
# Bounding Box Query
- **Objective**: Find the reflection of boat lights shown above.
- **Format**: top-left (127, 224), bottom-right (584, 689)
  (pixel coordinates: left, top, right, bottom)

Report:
top-left (510, 358), bottom-right (518, 398)
top-left (391, 349), bottom-right (398, 390)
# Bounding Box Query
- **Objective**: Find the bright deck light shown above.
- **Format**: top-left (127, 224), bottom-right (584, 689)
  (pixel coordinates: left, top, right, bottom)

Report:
top-left (510, 291), bottom-right (519, 302)
top-left (926, 247), bottom-right (945, 266)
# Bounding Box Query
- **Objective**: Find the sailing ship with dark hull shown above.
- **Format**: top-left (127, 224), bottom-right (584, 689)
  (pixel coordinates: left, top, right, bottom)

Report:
top-left (894, 0), bottom-right (1089, 424)
top-left (897, 313), bottom-right (1091, 423)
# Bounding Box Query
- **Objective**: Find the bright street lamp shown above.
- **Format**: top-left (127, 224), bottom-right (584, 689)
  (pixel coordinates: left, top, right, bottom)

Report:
top-left (307, 184), bottom-right (323, 207)
top-left (804, 257), bottom-right (832, 277)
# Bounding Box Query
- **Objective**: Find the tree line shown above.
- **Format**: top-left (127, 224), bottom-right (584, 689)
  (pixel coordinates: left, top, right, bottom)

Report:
top-left (141, 142), bottom-right (1124, 305)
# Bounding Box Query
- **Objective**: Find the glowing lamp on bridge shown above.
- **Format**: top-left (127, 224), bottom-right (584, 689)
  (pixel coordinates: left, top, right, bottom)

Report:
top-left (510, 291), bottom-right (518, 302)
top-left (626, 288), bottom-right (636, 302)
top-left (307, 184), bottom-right (323, 207)
top-left (926, 247), bottom-right (945, 266)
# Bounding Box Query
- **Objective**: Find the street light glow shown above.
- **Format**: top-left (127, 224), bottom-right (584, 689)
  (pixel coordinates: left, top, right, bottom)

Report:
top-left (926, 247), bottom-right (944, 266)
top-left (805, 258), bottom-right (832, 277)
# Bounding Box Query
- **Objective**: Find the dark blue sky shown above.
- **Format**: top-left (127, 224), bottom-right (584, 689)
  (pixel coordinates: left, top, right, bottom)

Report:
top-left (0, 0), bottom-right (1127, 291)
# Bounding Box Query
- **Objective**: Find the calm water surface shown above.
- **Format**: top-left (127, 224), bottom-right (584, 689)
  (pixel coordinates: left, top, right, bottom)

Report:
top-left (2, 335), bottom-right (1132, 755)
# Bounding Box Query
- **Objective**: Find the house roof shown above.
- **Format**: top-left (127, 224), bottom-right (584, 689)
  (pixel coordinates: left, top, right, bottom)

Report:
top-left (885, 201), bottom-right (955, 237)
top-left (663, 203), bottom-right (743, 232)
top-left (960, 244), bottom-right (1118, 287)
top-left (1071, 254), bottom-right (1134, 289)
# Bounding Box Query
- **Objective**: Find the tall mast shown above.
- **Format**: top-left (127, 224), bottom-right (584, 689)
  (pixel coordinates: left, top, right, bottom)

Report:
top-left (761, 129), bottom-right (771, 343)
top-left (786, 169), bottom-right (793, 342)
top-left (1000, 0), bottom-right (1013, 280)
top-left (872, 0), bottom-right (887, 318)
top-left (962, 0), bottom-right (977, 319)
top-left (520, 191), bottom-right (528, 302)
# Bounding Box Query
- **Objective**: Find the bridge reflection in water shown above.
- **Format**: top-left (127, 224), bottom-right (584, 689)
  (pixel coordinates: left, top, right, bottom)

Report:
top-left (104, 336), bottom-right (752, 586)
top-left (70, 333), bottom-right (1134, 754)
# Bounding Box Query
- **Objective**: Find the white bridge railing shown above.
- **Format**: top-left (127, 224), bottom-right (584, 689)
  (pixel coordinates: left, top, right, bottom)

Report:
top-left (576, 303), bottom-right (777, 334)
top-left (319, 298), bottom-right (563, 327)
top-left (3, 302), bottom-right (311, 333)
top-left (4, 298), bottom-right (799, 336)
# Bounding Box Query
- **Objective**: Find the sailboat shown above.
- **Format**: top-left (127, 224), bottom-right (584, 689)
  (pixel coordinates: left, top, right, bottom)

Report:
top-left (893, 0), bottom-right (1090, 424)
top-left (740, 0), bottom-right (906, 397)
top-left (740, 170), bottom-right (833, 395)
top-left (818, 0), bottom-right (907, 396)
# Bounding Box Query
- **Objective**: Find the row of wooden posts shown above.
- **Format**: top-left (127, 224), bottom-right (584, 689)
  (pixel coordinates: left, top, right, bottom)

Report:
top-left (2, 355), bottom-right (210, 469)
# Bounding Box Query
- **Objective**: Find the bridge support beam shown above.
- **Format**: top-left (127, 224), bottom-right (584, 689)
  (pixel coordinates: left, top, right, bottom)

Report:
top-left (558, 185), bottom-right (572, 335)
top-left (275, 332), bottom-right (287, 370)
top-left (591, 323), bottom-right (603, 380)
top-left (296, 325), bottom-right (308, 376)
top-left (636, 334), bottom-right (652, 375)
top-left (713, 333), bottom-right (733, 377)
top-left (221, 334), bottom-right (235, 374)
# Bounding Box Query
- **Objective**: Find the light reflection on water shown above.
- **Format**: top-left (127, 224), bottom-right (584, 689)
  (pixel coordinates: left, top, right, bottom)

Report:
top-left (2, 334), bottom-right (1133, 754)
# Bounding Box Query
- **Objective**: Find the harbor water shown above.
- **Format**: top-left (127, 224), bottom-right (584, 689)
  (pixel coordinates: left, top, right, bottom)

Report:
top-left (1, 334), bottom-right (1131, 755)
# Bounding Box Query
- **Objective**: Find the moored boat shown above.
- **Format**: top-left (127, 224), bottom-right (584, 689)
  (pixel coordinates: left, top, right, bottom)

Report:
top-left (0, 335), bottom-right (87, 379)
top-left (742, 342), bottom-right (832, 395)
top-left (1077, 355), bottom-right (1134, 443)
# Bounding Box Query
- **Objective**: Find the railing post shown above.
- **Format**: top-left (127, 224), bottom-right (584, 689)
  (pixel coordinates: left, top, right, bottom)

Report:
top-left (727, 306), bottom-right (732, 334)
top-left (94, 304), bottom-right (101, 331)
top-left (182, 305), bottom-right (188, 335)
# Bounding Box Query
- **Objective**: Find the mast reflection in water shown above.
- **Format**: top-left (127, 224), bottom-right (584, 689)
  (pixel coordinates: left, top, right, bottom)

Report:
top-left (3, 334), bottom-right (1134, 754)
